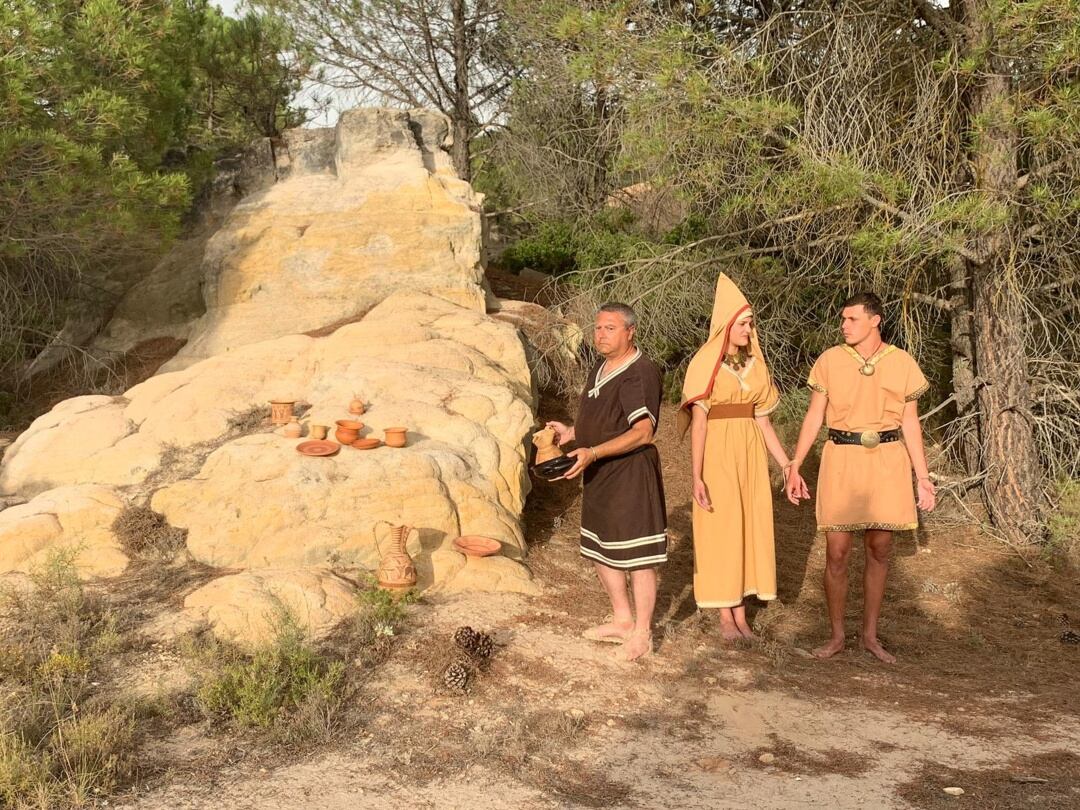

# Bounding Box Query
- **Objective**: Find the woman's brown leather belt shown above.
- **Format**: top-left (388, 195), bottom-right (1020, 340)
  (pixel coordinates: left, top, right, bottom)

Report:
top-left (708, 403), bottom-right (756, 419)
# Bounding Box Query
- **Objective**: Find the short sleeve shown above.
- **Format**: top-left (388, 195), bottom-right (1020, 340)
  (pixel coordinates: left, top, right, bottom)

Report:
top-left (620, 364), bottom-right (662, 429)
top-left (807, 354), bottom-right (829, 396)
top-left (757, 381), bottom-right (781, 416)
top-left (904, 357), bottom-right (930, 401)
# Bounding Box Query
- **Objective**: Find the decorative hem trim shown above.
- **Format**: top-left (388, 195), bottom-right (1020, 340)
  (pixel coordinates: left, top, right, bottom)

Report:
top-left (581, 527), bottom-right (667, 550)
top-left (905, 383), bottom-right (929, 402)
top-left (696, 591), bottom-right (777, 609)
top-left (579, 547), bottom-right (668, 569)
top-left (626, 406), bottom-right (657, 428)
top-left (818, 522), bottom-right (919, 532)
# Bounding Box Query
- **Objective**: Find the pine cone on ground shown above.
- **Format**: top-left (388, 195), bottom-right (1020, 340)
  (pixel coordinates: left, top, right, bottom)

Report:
top-left (472, 632), bottom-right (494, 660)
top-left (443, 660), bottom-right (470, 691)
top-left (453, 626), bottom-right (479, 649)
top-left (1061, 629), bottom-right (1080, 645)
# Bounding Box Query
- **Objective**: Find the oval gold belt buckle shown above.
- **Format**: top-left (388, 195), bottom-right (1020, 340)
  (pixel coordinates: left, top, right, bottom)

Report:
top-left (860, 430), bottom-right (881, 449)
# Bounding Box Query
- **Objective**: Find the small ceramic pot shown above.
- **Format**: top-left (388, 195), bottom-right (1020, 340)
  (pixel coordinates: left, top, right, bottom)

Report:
top-left (383, 427), bottom-right (407, 448)
top-left (309, 424), bottom-right (328, 441)
top-left (283, 418), bottom-right (302, 439)
top-left (348, 395), bottom-right (366, 416)
top-left (269, 399), bottom-right (296, 426)
top-left (335, 419), bottom-right (363, 444)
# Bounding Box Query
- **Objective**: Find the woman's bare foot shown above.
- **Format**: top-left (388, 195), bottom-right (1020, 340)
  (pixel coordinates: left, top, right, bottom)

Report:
top-left (861, 637), bottom-right (897, 664)
top-left (615, 629), bottom-right (652, 662)
top-left (718, 620), bottom-right (743, 642)
top-left (734, 619), bottom-right (756, 640)
top-left (718, 607), bottom-right (742, 641)
top-left (813, 637), bottom-right (845, 658)
top-left (582, 619), bottom-right (634, 644)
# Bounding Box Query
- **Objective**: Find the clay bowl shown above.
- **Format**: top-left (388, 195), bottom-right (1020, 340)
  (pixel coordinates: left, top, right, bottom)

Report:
top-left (351, 437), bottom-right (382, 450)
top-left (296, 439), bottom-right (341, 457)
top-left (452, 535), bottom-right (502, 557)
top-left (383, 427), bottom-right (408, 448)
top-left (335, 419), bottom-right (364, 444)
top-left (531, 455), bottom-right (576, 481)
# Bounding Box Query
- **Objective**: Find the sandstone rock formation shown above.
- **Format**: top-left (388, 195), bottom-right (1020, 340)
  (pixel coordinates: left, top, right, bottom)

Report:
top-left (0, 109), bottom-right (545, 644)
top-left (0, 485), bottom-right (128, 578)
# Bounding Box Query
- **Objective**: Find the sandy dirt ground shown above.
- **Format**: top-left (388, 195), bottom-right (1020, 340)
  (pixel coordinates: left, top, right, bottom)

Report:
top-left (117, 395), bottom-right (1080, 810)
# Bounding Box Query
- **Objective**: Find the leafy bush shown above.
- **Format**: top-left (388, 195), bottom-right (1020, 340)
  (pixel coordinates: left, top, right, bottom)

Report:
top-left (501, 220), bottom-right (580, 276)
top-left (1048, 478), bottom-right (1080, 560)
top-left (194, 614), bottom-right (345, 732)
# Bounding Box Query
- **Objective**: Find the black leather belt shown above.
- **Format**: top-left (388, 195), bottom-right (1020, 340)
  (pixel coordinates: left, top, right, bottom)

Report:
top-left (828, 428), bottom-right (900, 449)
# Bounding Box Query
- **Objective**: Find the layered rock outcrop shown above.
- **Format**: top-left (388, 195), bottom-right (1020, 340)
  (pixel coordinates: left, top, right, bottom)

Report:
top-left (1, 109), bottom-right (544, 645)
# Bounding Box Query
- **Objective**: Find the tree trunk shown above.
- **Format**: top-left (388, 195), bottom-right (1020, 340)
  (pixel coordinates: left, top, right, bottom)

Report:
top-left (959, 0), bottom-right (1047, 542)
top-left (450, 0), bottom-right (472, 181)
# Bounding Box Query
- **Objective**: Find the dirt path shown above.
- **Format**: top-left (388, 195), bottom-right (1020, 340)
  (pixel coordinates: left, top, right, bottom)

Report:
top-left (123, 397), bottom-right (1080, 809)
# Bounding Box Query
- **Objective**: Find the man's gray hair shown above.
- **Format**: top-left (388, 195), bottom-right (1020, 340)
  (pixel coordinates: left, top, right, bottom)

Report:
top-left (596, 302), bottom-right (638, 328)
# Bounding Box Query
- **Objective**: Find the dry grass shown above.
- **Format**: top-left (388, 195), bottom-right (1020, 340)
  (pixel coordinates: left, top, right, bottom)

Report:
top-left (895, 750), bottom-right (1080, 809)
top-left (111, 505), bottom-right (187, 559)
top-left (745, 732), bottom-right (875, 778)
top-left (0, 551), bottom-right (138, 809)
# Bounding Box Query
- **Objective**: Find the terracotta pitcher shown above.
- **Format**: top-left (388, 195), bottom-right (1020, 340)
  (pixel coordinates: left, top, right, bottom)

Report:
top-left (374, 522), bottom-right (418, 590)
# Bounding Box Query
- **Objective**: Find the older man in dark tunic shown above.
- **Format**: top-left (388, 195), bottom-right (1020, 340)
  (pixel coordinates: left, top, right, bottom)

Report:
top-left (547, 303), bottom-right (667, 662)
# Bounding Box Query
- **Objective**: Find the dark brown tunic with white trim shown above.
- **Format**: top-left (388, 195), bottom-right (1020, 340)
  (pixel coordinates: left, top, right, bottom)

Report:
top-left (576, 351), bottom-right (667, 570)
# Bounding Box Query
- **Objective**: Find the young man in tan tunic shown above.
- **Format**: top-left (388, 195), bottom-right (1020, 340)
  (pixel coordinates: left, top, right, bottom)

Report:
top-left (785, 292), bottom-right (936, 663)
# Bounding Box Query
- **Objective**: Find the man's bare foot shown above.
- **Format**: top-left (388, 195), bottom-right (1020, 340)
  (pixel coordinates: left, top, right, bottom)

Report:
top-left (582, 619), bottom-right (634, 644)
top-left (862, 637), bottom-right (897, 664)
top-left (735, 620), bottom-right (756, 640)
top-left (615, 630), bottom-right (652, 662)
top-left (813, 637), bottom-right (845, 658)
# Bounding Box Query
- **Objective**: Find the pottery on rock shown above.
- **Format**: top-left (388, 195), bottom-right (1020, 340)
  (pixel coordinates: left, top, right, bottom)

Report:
top-left (269, 399), bottom-right (296, 425)
top-left (282, 418), bottom-right (303, 438)
top-left (335, 419), bottom-right (363, 444)
top-left (348, 395), bottom-right (366, 416)
top-left (375, 523), bottom-right (417, 590)
top-left (383, 427), bottom-right (407, 448)
top-left (309, 424), bottom-right (329, 441)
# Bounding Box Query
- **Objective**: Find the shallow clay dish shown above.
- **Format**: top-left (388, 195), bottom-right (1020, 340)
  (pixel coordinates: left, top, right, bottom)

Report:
top-left (452, 535), bottom-right (502, 557)
top-left (296, 439), bottom-right (341, 457)
top-left (531, 455), bottom-right (576, 481)
top-left (351, 437), bottom-right (382, 450)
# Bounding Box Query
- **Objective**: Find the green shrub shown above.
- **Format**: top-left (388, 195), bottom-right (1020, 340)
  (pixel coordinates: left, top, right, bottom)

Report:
top-left (195, 614), bottom-right (345, 731)
top-left (501, 220), bottom-right (580, 276)
top-left (1048, 478), bottom-right (1080, 559)
top-left (0, 551), bottom-right (137, 809)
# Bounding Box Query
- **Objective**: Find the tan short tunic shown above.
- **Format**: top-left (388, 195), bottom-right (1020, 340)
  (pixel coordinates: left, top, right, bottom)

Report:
top-left (808, 345), bottom-right (929, 532)
top-left (692, 356), bottom-right (780, 607)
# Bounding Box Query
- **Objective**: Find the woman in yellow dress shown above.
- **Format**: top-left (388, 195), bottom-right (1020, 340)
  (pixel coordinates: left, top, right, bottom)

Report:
top-left (678, 274), bottom-right (793, 640)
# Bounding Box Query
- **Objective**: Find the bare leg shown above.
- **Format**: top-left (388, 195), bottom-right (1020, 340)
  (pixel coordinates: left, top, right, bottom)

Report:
top-left (733, 603), bottom-right (755, 639)
top-left (586, 562), bottom-right (634, 641)
top-left (717, 607), bottom-right (742, 641)
top-left (619, 567), bottom-right (657, 661)
top-left (862, 530), bottom-right (896, 664)
top-left (814, 531), bottom-right (853, 658)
